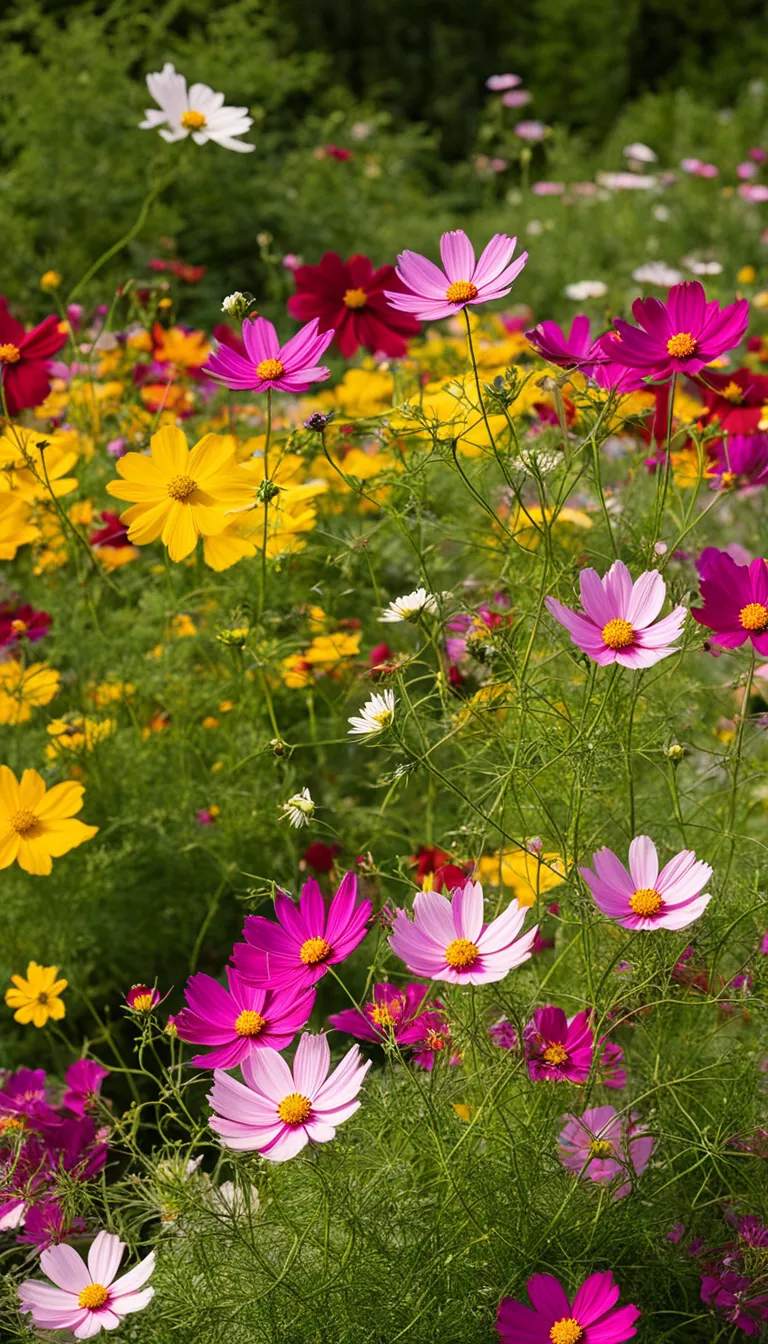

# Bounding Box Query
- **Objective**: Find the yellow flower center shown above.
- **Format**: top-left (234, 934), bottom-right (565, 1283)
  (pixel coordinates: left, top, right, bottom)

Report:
top-left (78, 1284), bottom-right (110, 1310)
top-left (589, 1138), bottom-right (614, 1157)
top-left (372, 708), bottom-right (393, 727)
top-left (299, 936), bottom-right (331, 966)
top-left (550, 1319), bottom-right (583, 1344)
top-left (445, 280), bottom-right (478, 303)
top-left (181, 110), bottom-right (207, 130)
top-left (722, 380), bottom-right (744, 403)
top-left (444, 937), bottom-right (480, 968)
top-left (426, 1028), bottom-right (447, 1051)
top-left (131, 992), bottom-right (155, 1012)
top-left (0, 1116), bottom-right (24, 1136)
top-left (166, 474), bottom-right (197, 502)
top-left (719, 471), bottom-right (737, 490)
top-left (739, 602), bottom-right (768, 631)
top-left (0, 343), bottom-right (21, 364)
top-left (629, 887), bottom-right (663, 917)
top-left (601, 617), bottom-right (635, 650)
top-left (343, 287), bottom-right (368, 309)
top-left (666, 332), bottom-right (697, 359)
top-left (256, 358), bottom-right (285, 382)
top-left (234, 1008), bottom-right (266, 1037)
top-left (542, 1042), bottom-right (569, 1065)
top-left (9, 809), bottom-right (39, 835)
top-left (277, 1092), bottom-right (312, 1126)
top-left (371, 1003), bottom-right (397, 1027)
top-left (10, 619), bottom-right (27, 634)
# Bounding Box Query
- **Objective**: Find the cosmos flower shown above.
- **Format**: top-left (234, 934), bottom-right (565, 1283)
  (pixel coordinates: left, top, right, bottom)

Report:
top-left (203, 316), bottom-right (333, 394)
top-left (207, 1031), bottom-right (370, 1161)
top-left (232, 872), bottom-right (372, 991)
top-left (62, 1060), bottom-right (110, 1117)
top-left (385, 230), bottom-right (528, 322)
top-left (691, 547), bottom-right (768, 652)
top-left (0, 601), bottom-right (51, 648)
top-left (125, 984), bottom-right (161, 1013)
top-left (18, 1229), bottom-right (155, 1339)
top-left (281, 788), bottom-right (315, 828)
top-left (175, 967), bottom-right (315, 1068)
top-left (5, 962), bottom-right (67, 1028)
top-left (698, 367), bottom-right (768, 435)
top-left (0, 767), bottom-right (97, 876)
top-left (329, 982), bottom-right (447, 1059)
top-left (524, 1007), bottom-right (595, 1084)
top-left (563, 281), bottom-right (608, 301)
top-left (388, 878), bottom-right (537, 985)
top-left (379, 587), bottom-right (439, 623)
top-left (606, 280), bottom-right (749, 379)
top-left (526, 314), bottom-right (597, 369)
top-left (139, 62), bottom-right (254, 152)
top-left (0, 299), bottom-right (67, 416)
top-left (348, 688), bottom-right (396, 736)
top-left (0, 661), bottom-right (60, 725)
top-left (496, 1270), bottom-right (640, 1344)
top-left (708, 434), bottom-right (768, 489)
top-left (558, 1105), bottom-right (654, 1198)
top-left (546, 561), bottom-right (686, 668)
top-left (631, 262), bottom-right (683, 287)
top-left (287, 251), bottom-right (420, 357)
top-left (581, 837), bottom-right (712, 930)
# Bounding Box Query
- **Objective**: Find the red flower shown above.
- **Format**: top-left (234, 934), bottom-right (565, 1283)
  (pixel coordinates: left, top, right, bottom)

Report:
top-left (303, 841), bottom-right (340, 873)
top-left (0, 601), bottom-right (51, 648)
top-left (287, 252), bottom-right (421, 358)
top-left (0, 299), bottom-right (67, 416)
top-left (411, 845), bottom-right (469, 893)
top-left (89, 511), bottom-right (133, 550)
top-left (148, 259), bottom-right (206, 283)
top-left (698, 366), bottom-right (768, 435)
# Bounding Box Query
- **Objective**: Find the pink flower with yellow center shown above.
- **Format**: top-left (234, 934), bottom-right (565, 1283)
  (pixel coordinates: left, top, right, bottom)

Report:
top-left (203, 316), bottom-right (334, 394)
top-left (605, 279), bottom-right (748, 380)
top-left (496, 1270), bottom-right (640, 1344)
top-left (545, 560), bottom-right (686, 669)
top-left (580, 836), bottom-right (712, 930)
top-left (558, 1105), bottom-right (654, 1199)
top-left (232, 872), bottom-right (372, 990)
top-left (18, 1229), bottom-right (154, 1338)
top-left (384, 229), bottom-right (528, 322)
top-left (691, 547), bottom-right (768, 652)
top-left (388, 878), bottom-right (537, 985)
top-left (176, 967), bottom-right (315, 1068)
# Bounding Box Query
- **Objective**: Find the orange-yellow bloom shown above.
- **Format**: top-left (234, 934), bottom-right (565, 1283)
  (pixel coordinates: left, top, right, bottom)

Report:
top-left (5, 961), bottom-right (68, 1027)
top-left (0, 766), bottom-right (98, 875)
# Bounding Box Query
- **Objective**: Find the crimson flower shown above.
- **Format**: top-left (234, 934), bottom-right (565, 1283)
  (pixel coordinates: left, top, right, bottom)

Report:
top-left (0, 601), bottom-right (51, 649)
top-left (287, 252), bottom-right (421, 358)
top-left (89, 511), bottom-right (132, 550)
top-left (698, 366), bottom-right (768, 435)
top-left (0, 299), bottom-right (67, 416)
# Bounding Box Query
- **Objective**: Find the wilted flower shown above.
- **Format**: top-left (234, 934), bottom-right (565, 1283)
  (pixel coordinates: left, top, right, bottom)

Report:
top-left (281, 788), bottom-right (315, 827)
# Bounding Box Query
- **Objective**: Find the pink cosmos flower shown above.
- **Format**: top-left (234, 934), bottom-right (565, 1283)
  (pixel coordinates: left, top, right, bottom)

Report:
top-left (125, 984), bottom-right (161, 1012)
top-left (709, 433), bottom-right (768, 488)
top-left (580, 836), bottom-right (712, 930)
top-left (558, 1105), bottom-right (654, 1198)
top-left (384, 230), bottom-right (528, 323)
top-left (545, 561), bottom-right (686, 668)
top-left (202, 316), bottom-right (333, 394)
top-left (62, 1060), bottom-right (109, 1117)
top-left (388, 878), bottom-right (538, 985)
top-left (18, 1229), bottom-right (155, 1338)
top-left (232, 872), bottom-right (372, 990)
top-left (208, 1031), bottom-right (370, 1161)
top-left (526, 314), bottom-right (596, 369)
top-left (328, 981), bottom-right (448, 1067)
top-left (607, 280), bottom-right (749, 380)
top-left (691, 547), bottom-right (768, 652)
top-left (525, 1007), bottom-right (595, 1083)
top-left (496, 1270), bottom-right (640, 1344)
top-left (175, 967), bottom-right (315, 1068)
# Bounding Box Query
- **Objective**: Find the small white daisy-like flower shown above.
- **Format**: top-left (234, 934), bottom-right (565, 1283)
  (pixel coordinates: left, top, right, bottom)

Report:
top-left (281, 788), bottom-right (315, 828)
top-left (139, 63), bottom-right (255, 153)
top-left (632, 262), bottom-right (683, 287)
top-left (563, 281), bottom-right (607, 301)
top-left (348, 689), bottom-right (396, 737)
top-left (379, 588), bottom-right (438, 624)
top-left (222, 292), bottom-right (243, 314)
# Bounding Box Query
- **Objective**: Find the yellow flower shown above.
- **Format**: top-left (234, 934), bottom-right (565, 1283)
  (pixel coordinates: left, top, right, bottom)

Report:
top-left (0, 766), bottom-right (98, 875)
top-left (152, 326), bottom-right (211, 371)
top-left (40, 270), bottom-right (62, 291)
top-left (475, 848), bottom-right (565, 907)
top-left (87, 679), bottom-right (134, 708)
top-left (106, 426), bottom-right (256, 562)
top-left (202, 716), bottom-right (220, 730)
top-left (511, 504), bottom-right (592, 551)
top-left (5, 961), bottom-right (68, 1027)
top-left (738, 265), bottom-right (756, 285)
top-left (171, 613), bottom-right (197, 638)
top-left (303, 631), bottom-right (361, 665)
top-left (0, 662), bottom-right (60, 725)
top-left (45, 716), bottom-right (114, 759)
top-left (0, 428), bottom-right (79, 502)
top-left (281, 654), bottom-right (314, 688)
top-left (0, 496), bottom-right (39, 559)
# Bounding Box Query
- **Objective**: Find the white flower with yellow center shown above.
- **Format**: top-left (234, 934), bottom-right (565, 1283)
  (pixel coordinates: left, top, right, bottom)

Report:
top-left (348, 689), bottom-right (396, 737)
top-left (379, 587), bottom-right (438, 623)
top-left (281, 788), bottom-right (315, 828)
top-left (139, 63), bottom-right (255, 153)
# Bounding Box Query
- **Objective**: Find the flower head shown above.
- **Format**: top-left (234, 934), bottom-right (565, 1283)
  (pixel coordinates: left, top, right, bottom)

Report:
top-left (5, 962), bottom-right (67, 1028)
top-left (62, 1060), bottom-right (109, 1117)
top-left (385, 230), bottom-right (528, 322)
top-left (287, 251), bottom-right (420, 357)
top-left (389, 878), bottom-right (537, 985)
top-left (497, 1270), bottom-right (640, 1344)
top-left (558, 1105), bottom-right (654, 1198)
top-left (0, 299), bottom-right (66, 416)
top-left (232, 872), bottom-right (371, 990)
top-left (203, 316), bottom-right (333, 394)
top-left (329, 982), bottom-right (447, 1061)
top-left (125, 984), bottom-right (161, 1013)
top-left (582, 835), bottom-right (712, 931)
top-left (140, 62), bottom-right (254, 152)
top-left (691, 547), bottom-right (768, 652)
top-left (18, 1229), bottom-right (154, 1338)
top-left (526, 315), bottom-right (597, 370)
top-left (709, 433), bottom-right (768, 489)
top-left (0, 767), bottom-right (97, 876)
top-left (607, 280), bottom-right (749, 379)
top-left (524, 1007), bottom-right (595, 1084)
top-left (379, 587), bottom-right (438, 623)
top-left (699, 367), bottom-right (768, 435)
top-left (348, 688), bottom-right (396, 736)
top-left (281, 787), bottom-right (315, 828)
top-left (0, 601), bottom-right (51, 649)
top-left (208, 1032), bottom-right (370, 1161)
top-left (176, 967), bottom-right (315, 1068)
top-left (545, 561), bottom-right (686, 668)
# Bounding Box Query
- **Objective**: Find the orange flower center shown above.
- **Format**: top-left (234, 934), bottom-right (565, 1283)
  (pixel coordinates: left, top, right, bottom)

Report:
top-left (181, 110), bottom-right (207, 130)
top-left (589, 1138), bottom-right (614, 1157)
top-left (542, 1042), bottom-right (568, 1065)
top-left (629, 887), bottom-right (663, 917)
top-left (371, 1003), bottom-right (397, 1027)
top-left (78, 1283), bottom-right (110, 1310)
top-left (166, 474), bottom-right (197, 502)
top-left (721, 380), bottom-right (744, 403)
top-left (10, 619), bottom-right (27, 634)
top-left (277, 1092), bottom-right (312, 1126)
top-left (343, 287), bottom-right (368, 309)
top-left (234, 1009), bottom-right (266, 1037)
top-left (426, 1028), bottom-right (447, 1050)
top-left (550, 1319), bottom-right (583, 1344)
top-left (9, 809), bottom-right (39, 836)
top-left (666, 332), bottom-right (697, 359)
top-left (0, 343), bottom-right (21, 364)
top-left (739, 601), bottom-right (768, 631)
top-left (601, 617), bottom-right (634, 649)
top-left (0, 1116), bottom-right (24, 1136)
top-left (299, 936), bottom-right (331, 966)
top-left (444, 937), bottom-right (479, 968)
top-left (445, 280), bottom-right (478, 303)
top-left (256, 358), bottom-right (284, 382)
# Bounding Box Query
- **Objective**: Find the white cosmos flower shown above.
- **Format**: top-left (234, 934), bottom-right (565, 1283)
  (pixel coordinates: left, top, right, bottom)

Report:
top-left (348, 689), bottom-right (396, 737)
top-left (379, 588), bottom-right (438, 623)
top-left (632, 262), bottom-right (683, 287)
top-left (623, 142), bottom-right (657, 163)
top-left (564, 281), bottom-right (607, 301)
top-left (681, 257), bottom-right (723, 276)
top-left (281, 788), bottom-right (315, 828)
top-left (139, 63), bottom-right (255, 153)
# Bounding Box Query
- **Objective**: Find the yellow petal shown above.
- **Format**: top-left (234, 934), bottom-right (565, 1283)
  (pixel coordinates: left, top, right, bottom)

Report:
top-left (187, 433), bottom-right (236, 480)
top-left (203, 532), bottom-right (256, 572)
top-left (46, 996), bottom-right (66, 1021)
top-left (13, 1003), bottom-right (38, 1025)
top-left (16, 838), bottom-right (53, 876)
top-left (0, 764), bottom-right (20, 816)
top-left (162, 501), bottom-right (198, 562)
top-left (0, 830), bottom-right (20, 869)
top-left (5, 987), bottom-right (31, 1007)
top-left (31, 1003), bottom-right (50, 1028)
top-left (35, 781), bottom-right (85, 821)
top-left (124, 499), bottom-right (171, 546)
top-left (114, 453), bottom-right (166, 486)
top-left (18, 768), bottom-right (46, 811)
top-left (150, 425), bottom-right (189, 475)
top-left (38, 819), bottom-right (98, 856)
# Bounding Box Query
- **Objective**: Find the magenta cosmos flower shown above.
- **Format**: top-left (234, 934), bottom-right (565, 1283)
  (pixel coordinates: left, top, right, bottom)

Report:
top-left (709, 433), bottom-right (768, 489)
top-left (691, 547), bottom-right (768, 652)
top-left (62, 1060), bottom-right (109, 1117)
top-left (175, 967), bottom-right (315, 1068)
top-left (207, 1031), bottom-right (370, 1161)
top-left (526, 315), bottom-right (597, 370)
top-left (524, 1007), bottom-right (595, 1084)
top-left (607, 280), bottom-right (748, 380)
top-left (546, 561), bottom-right (686, 668)
top-left (496, 1270), bottom-right (640, 1344)
top-left (558, 1105), bottom-right (654, 1199)
top-left (232, 872), bottom-right (372, 990)
top-left (385, 230), bottom-right (528, 323)
top-left (18, 1229), bottom-right (155, 1338)
top-left (388, 878), bottom-right (538, 985)
top-left (328, 981), bottom-right (448, 1064)
top-left (203, 315), bottom-right (333, 393)
top-left (581, 836), bottom-right (712, 930)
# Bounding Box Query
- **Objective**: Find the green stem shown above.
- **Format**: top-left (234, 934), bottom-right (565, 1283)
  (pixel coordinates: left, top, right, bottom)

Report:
top-left (66, 168), bottom-right (175, 303)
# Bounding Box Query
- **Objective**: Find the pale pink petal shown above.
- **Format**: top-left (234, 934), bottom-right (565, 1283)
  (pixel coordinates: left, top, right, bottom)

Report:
top-left (472, 234), bottom-right (516, 286)
top-left (110, 1253), bottom-right (155, 1299)
top-left (111, 1288), bottom-right (154, 1315)
top-left (395, 251), bottom-right (449, 299)
top-left (452, 879), bottom-right (484, 941)
top-left (440, 229), bottom-right (476, 283)
top-left (412, 889), bottom-right (457, 945)
top-left (240, 1045), bottom-right (295, 1102)
top-left (591, 848), bottom-right (635, 897)
top-left (628, 835), bottom-right (659, 889)
top-left (87, 1232), bottom-right (124, 1288)
top-left (261, 1125), bottom-right (309, 1162)
top-left (304, 1119), bottom-right (338, 1142)
top-left (579, 568), bottom-right (615, 624)
top-left (292, 1032), bottom-right (331, 1098)
top-left (626, 569), bottom-right (666, 627)
top-left (476, 899), bottom-right (526, 954)
top-left (40, 1244), bottom-right (91, 1293)
top-left (602, 560), bottom-right (633, 617)
top-left (658, 894), bottom-right (711, 928)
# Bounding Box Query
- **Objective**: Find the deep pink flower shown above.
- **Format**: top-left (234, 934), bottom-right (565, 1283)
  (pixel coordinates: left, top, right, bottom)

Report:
top-left (588, 334), bottom-right (647, 393)
top-left (526, 315), bottom-right (597, 369)
top-left (385, 230), bottom-right (527, 323)
top-left (709, 433), bottom-right (768, 488)
top-left (581, 836), bottom-right (712, 931)
top-left (203, 316), bottom-right (333, 394)
top-left (18, 1229), bottom-right (155, 1338)
top-left (125, 984), bottom-right (161, 1012)
top-left (63, 1060), bottom-right (109, 1117)
top-left (0, 299), bottom-right (67, 416)
top-left (0, 1068), bottom-right (54, 1124)
top-left (558, 1105), bottom-right (654, 1198)
top-left (607, 281), bottom-right (748, 380)
top-left (489, 1019), bottom-right (519, 1049)
top-left (232, 872), bottom-right (372, 990)
top-left (17, 1198), bottom-right (84, 1249)
top-left (287, 252), bottom-right (420, 358)
top-left (176, 967), bottom-right (315, 1068)
top-left (546, 561), bottom-right (686, 668)
top-left (691, 547), bottom-right (768, 653)
top-left (496, 1270), bottom-right (640, 1343)
top-left (524, 1007), bottom-right (595, 1083)
top-left (388, 878), bottom-right (537, 985)
top-left (329, 982), bottom-right (447, 1066)
top-left (409, 1010), bottom-right (453, 1069)
top-left (208, 1031), bottom-right (370, 1161)
top-left (0, 601), bottom-right (52, 648)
